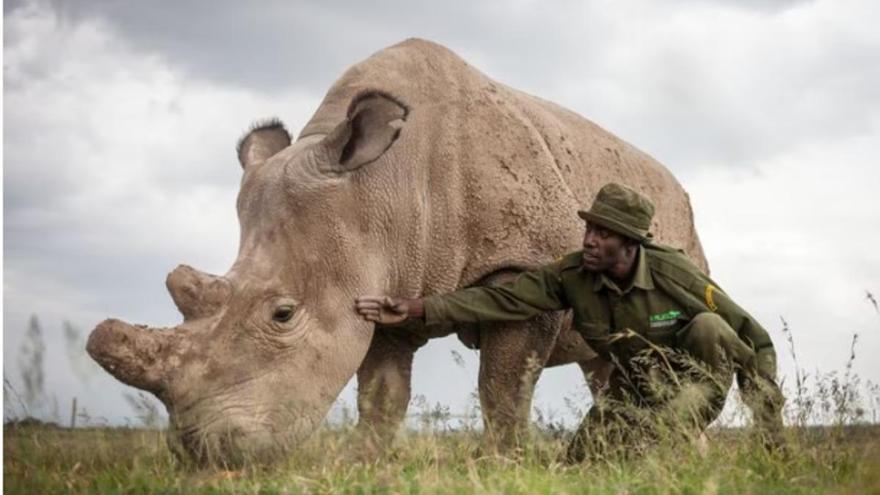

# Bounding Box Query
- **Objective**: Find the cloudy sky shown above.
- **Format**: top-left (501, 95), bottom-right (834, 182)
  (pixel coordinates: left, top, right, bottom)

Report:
top-left (4, 0), bottom-right (879, 427)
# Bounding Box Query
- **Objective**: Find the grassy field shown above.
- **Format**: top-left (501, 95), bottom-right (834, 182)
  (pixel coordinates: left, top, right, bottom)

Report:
top-left (4, 421), bottom-right (880, 494)
top-left (6, 317), bottom-right (878, 493)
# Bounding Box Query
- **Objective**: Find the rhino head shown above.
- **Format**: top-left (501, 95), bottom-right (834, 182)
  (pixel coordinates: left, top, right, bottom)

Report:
top-left (87, 91), bottom-right (414, 465)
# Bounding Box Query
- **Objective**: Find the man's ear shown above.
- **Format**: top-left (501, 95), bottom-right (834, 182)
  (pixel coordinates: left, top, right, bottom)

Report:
top-left (321, 91), bottom-right (408, 173)
top-left (237, 119), bottom-right (292, 169)
top-left (625, 237), bottom-right (641, 252)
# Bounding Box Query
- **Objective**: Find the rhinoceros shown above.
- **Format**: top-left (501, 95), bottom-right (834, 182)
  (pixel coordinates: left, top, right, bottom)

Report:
top-left (87, 38), bottom-right (707, 465)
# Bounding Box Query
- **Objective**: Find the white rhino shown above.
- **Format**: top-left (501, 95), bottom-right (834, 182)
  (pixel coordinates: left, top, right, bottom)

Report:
top-left (87, 38), bottom-right (707, 465)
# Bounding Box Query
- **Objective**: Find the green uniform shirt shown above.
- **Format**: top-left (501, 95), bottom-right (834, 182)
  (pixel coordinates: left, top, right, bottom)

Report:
top-left (424, 243), bottom-right (777, 380)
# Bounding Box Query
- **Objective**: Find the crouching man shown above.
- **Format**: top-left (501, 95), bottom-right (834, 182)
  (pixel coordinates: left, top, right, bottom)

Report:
top-left (356, 183), bottom-right (785, 461)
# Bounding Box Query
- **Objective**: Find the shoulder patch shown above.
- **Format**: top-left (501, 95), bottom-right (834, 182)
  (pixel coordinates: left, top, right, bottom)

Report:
top-left (705, 284), bottom-right (719, 311)
top-left (647, 250), bottom-right (702, 288)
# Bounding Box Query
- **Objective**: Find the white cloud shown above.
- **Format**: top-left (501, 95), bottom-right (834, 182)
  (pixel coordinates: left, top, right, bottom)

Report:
top-left (689, 129), bottom-right (880, 387)
top-left (4, 0), bottom-right (322, 273)
top-left (537, 0), bottom-right (880, 174)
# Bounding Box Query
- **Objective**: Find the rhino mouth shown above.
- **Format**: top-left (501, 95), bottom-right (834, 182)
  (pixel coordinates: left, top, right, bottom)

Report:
top-left (168, 399), bottom-right (322, 467)
top-left (170, 419), bottom-right (290, 467)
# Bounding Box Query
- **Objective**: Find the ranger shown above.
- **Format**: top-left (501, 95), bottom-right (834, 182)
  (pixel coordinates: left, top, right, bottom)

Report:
top-left (356, 182), bottom-right (784, 461)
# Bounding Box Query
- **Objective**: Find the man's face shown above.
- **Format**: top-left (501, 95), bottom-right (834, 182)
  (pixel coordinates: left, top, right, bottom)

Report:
top-left (581, 221), bottom-right (630, 272)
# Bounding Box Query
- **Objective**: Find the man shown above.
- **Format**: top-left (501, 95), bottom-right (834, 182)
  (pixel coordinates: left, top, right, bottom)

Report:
top-left (356, 183), bottom-right (784, 461)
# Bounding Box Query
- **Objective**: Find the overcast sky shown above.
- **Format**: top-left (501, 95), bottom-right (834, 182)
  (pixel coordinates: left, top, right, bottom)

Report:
top-left (4, 0), bottom-right (879, 427)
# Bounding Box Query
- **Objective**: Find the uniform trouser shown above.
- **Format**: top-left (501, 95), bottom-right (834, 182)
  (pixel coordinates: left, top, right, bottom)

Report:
top-left (566, 312), bottom-right (783, 463)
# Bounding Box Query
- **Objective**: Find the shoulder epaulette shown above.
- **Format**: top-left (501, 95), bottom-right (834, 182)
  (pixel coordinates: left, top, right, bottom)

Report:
top-left (645, 244), bottom-right (706, 290)
top-left (554, 250), bottom-right (584, 271)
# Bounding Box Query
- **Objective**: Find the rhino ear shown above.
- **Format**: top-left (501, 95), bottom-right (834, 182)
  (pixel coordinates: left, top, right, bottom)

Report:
top-left (322, 91), bottom-right (408, 173)
top-left (237, 118), bottom-right (292, 169)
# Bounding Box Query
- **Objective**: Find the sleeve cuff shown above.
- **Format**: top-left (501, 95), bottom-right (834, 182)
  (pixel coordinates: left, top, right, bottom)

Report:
top-left (423, 295), bottom-right (446, 326)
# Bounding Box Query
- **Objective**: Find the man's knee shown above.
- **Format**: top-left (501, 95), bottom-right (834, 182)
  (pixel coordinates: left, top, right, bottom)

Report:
top-left (677, 312), bottom-right (748, 368)
top-left (678, 312), bottom-right (739, 366)
top-left (679, 313), bottom-right (733, 344)
top-left (690, 312), bottom-right (728, 331)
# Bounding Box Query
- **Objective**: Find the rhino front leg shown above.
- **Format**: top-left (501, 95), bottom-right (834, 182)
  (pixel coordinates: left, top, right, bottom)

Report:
top-left (477, 310), bottom-right (563, 452)
top-left (577, 358), bottom-right (614, 398)
top-left (356, 328), bottom-right (427, 448)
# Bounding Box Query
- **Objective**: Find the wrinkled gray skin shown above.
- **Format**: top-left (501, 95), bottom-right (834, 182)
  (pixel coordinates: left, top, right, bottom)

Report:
top-left (87, 38), bottom-right (708, 466)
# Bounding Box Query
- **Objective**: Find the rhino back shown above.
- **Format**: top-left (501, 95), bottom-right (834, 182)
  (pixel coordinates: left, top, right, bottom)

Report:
top-left (299, 38), bottom-right (707, 295)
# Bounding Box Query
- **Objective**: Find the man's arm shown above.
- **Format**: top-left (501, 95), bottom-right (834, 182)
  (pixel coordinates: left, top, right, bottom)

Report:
top-left (423, 263), bottom-right (569, 325)
top-left (356, 259), bottom-right (570, 326)
top-left (703, 285), bottom-right (785, 439)
top-left (706, 285), bottom-right (777, 381)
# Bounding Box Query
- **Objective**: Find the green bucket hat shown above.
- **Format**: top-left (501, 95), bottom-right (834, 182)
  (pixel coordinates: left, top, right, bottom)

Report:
top-left (577, 183), bottom-right (655, 243)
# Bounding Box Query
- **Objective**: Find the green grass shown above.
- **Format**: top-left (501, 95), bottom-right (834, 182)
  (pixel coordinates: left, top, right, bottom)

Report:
top-left (5, 423), bottom-right (880, 494)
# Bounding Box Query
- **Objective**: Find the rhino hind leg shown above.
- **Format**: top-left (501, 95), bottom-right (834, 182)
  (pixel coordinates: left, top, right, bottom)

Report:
top-left (477, 310), bottom-right (563, 452)
top-left (355, 327), bottom-right (427, 449)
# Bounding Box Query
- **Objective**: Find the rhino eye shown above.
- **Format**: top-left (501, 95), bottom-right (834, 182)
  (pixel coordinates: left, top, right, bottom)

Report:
top-left (272, 305), bottom-right (295, 323)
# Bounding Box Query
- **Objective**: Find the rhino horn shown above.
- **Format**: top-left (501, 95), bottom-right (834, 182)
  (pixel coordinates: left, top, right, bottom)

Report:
top-left (166, 265), bottom-right (231, 321)
top-left (86, 319), bottom-right (178, 394)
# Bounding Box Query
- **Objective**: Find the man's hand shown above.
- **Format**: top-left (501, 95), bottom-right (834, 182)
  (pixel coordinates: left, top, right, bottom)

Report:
top-left (355, 296), bottom-right (423, 325)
